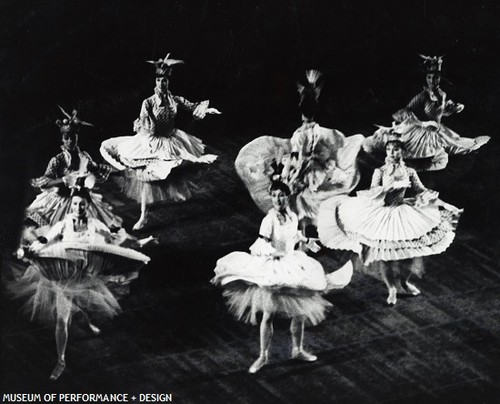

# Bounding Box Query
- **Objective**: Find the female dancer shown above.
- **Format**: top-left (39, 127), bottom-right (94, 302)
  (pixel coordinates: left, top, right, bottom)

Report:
top-left (235, 70), bottom-right (364, 232)
top-left (11, 187), bottom-right (152, 380)
top-left (212, 180), bottom-right (352, 373)
top-left (364, 55), bottom-right (490, 171)
top-left (100, 53), bottom-right (221, 230)
top-left (319, 134), bottom-right (462, 305)
top-left (26, 107), bottom-right (122, 229)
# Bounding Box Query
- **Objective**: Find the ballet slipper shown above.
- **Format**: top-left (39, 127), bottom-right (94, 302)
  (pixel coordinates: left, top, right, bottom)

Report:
top-left (291, 348), bottom-right (317, 362)
top-left (248, 353), bottom-right (269, 374)
top-left (132, 215), bottom-right (148, 231)
top-left (49, 359), bottom-right (66, 381)
top-left (88, 322), bottom-right (101, 335)
top-left (403, 282), bottom-right (421, 296)
top-left (387, 286), bottom-right (397, 305)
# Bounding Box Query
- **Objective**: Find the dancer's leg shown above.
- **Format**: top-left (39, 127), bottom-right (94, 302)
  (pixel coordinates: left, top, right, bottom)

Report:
top-left (290, 318), bottom-right (317, 362)
top-left (133, 188), bottom-right (148, 230)
top-left (379, 261), bottom-right (398, 305)
top-left (50, 297), bottom-right (72, 380)
top-left (249, 312), bottom-right (273, 373)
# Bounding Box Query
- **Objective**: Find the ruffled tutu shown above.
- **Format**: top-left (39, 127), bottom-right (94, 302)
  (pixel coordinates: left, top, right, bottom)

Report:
top-left (400, 120), bottom-right (490, 159)
top-left (235, 133), bottom-right (363, 223)
top-left (115, 166), bottom-right (201, 204)
top-left (101, 129), bottom-right (215, 169)
top-left (25, 188), bottom-right (123, 228)
top-left (7, 242), bottom-right (149, 323)
top-left (100, 129), bottom-right (217, 204)
top-left (212, 250), bottom-right (342, 325)
top-left (318, 193), bottom-right (460, 265)
top-left (363, 120), bottom-right (490, 171)
top-left (221, 286), bottom-right (332, 326)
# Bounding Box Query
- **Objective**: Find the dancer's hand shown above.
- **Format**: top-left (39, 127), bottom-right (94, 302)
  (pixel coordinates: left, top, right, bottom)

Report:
top-left (29, 241), bottom-right (44, 254)
top-left (137, 235), bottom-right (159, 247)
top-left (206, 107), bottom-right (221, 115)
top-left (392, 179), bottom-right (411, 190)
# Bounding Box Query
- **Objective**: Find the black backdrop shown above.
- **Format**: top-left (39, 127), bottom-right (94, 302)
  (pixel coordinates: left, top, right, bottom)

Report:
top-left (1, 0), bottom-right (499, 249)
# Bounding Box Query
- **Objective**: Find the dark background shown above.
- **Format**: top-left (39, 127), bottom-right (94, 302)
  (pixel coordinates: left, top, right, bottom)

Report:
top-left (0, 0), bottom-right (499, 401)
top-left (1, 0), bottom-right (500, 250)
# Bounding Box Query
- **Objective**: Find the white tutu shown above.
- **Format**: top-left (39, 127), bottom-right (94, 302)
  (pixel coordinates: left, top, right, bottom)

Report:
top-left (363, 119), bottom-right (490, 171)
top-left (212, 249), bottom-right (345, 325)
top-left (7, 240), bottom-right (149, 323)
top-left (100, 129), bottom-right (217, 204)
top-left (213, 250), bottom-right (329, 291)
top-left (100, 129), bottom-right (216, 173)
top-left (399, 119), bottom-right (490, 159)
top-left (8, 257), bottom-right (121, 323)
top-left (318, 191), bottom-right (460, 265)
top-left (221, 287), bottom-right (332, 326)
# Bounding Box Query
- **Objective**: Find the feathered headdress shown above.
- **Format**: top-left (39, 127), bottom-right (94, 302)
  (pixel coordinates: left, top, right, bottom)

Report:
top-left (382, 128), bottom-right (405, 148)
top-left (56, 106), bottom-right (93, 134)
top-left (419, 54), bottom-right (444, 74)
top-left (146, 53), bottom-right (184, 77)
top-left (69, 177), bottom-right (94, 201)
top-left (297, 70), bottom-right (323, 121)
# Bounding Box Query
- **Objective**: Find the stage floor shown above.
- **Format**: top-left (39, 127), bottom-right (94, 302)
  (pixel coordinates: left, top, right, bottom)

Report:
top-left (1, 127), bottom-right (499, 403)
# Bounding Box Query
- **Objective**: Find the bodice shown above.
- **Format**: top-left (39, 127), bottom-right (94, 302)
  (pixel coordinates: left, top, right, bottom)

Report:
top-left (371, 162), bottom-right (426, 206)
top-left (139, 93), bottom-right (178, 137)
top-left (46, 216), bottom-right (110, 244)
top-left (407, 88), bottom-right (446, 123)
top-left (260, 209), bottom-right (300, 254)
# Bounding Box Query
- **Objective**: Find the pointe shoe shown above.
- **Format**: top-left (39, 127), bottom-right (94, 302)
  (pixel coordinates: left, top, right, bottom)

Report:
top-left (248, 354), bottom-right (269, 374)
top-left (49, 360), bottom-right (66, 381)
top-left (403, 282), bottom-right (421, 296)
top-left (387, 287), bottom-right (397, 306)
top-left (88, 322), bottom-right (101, 335)
top-left (132, 216), bottom-right (147, 231)
top-left (291, 348), bottom-right (317, 362)
top-left (137, 235), bottom-right (159, 247)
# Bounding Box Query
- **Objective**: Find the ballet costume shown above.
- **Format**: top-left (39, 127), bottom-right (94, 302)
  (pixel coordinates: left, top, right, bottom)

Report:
top-left (26, 146), bottom-right (122, 228)
top-left (318, 158), bottom-right (461, 274)
top-left (235, 122), bottom-right (364, 226)
top-left (100, 89), bottom-right (217, 205)
top-left (212, 207), bottom-right (353, 326)
top-left (8, 214), bottom-right (150, 324)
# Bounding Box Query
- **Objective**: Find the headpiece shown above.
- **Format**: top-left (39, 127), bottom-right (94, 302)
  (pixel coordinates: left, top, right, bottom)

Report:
top-left (419, 54), bottom-right (443, 74)
top-left (297, 70), bottom-right (323, 122)
top-left (383, 129), bottom-right (404, 148)
top-left (265, 152), bottom-right (295, 196)
top-left (56, 106), bottom-right (93, 134)
top-left (269, 160), bottom-right (285, 182)
top-left (146, 53), bottom-right (184, 77)
top-left (70, 177), bottom-right (92, 201)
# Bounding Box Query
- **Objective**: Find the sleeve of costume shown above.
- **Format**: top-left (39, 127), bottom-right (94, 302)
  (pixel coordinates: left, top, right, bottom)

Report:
top-left (249, 214), bottom-right (276, 256)
top-left (406, 92), bottom-right (426, 113)
top-left (84, 152), bottom-right (112, 182)
top-left (44, 221), bottom-right (65, 243)
top-left (30, 156), bottom-right (62, 188)
top-left (409, 168), bottom-right (439, 205)
top-left (394, 92), bottom-right (426, 122)
top-left (140, 98), bottom-right (153, 118)
top-left (370, 168), bottom-right (383, 188)
top-left (134, 98), bottom-right (155, 134)
top-left (408, 168), bottom-right (427, 194)
top-left (44, 156), bottom-right (62, 178)
top-left (92, 219), bottom-right (113, 241)
top-left (443, 93), bottom-right (464, 117)
top-left (173, 95), bottom-right (198, 112)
